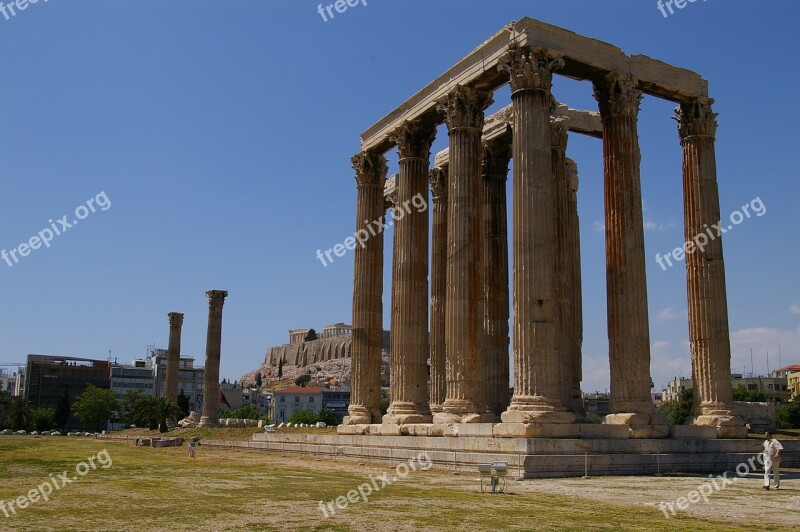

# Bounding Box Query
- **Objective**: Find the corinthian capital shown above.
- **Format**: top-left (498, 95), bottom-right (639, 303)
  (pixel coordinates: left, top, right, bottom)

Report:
top-left (593, 71), bottom-right (642, 119)
top-left (481, 137), bottom-right (512, 180)
top-left (429, 167), bottom-right (448, 202)
top-left (437, 85), bottom-right (493, 131)
top-left (206, 290), bottom-right (228, 308)
top-left (390, 119), bottom-right (437, 160)
top-left (168, 312), bottom-right (184, 327)
top-left (498, 45), bottom-right (564, 94)
top-left (550, 117), bottom-right (570, 152)
top-left (352, 151), bottom-right (388, 186)
top-left (675, 98), bottom-right (718, 141)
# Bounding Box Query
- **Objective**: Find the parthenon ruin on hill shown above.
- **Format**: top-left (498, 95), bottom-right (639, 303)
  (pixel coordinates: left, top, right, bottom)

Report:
top-left (340, 17), bottom-right (746, 439)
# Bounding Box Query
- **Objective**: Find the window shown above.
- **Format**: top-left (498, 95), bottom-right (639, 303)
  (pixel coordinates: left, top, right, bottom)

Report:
top-left (768, 384), bottom-right (774, 391)
top-left (295, 396), bottom-right (300, 403)
top-left (280, 396), bottom-right (285, 403)
top-left (309, 397), bottom-right (315, 403)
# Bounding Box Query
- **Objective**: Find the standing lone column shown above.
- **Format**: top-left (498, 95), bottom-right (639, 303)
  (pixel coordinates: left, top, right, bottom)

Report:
top-left (565, 158), bottom-right (585, 417)
top-left (165, 312), bottom-right (184, 405)
top-left (343, 152), bottom-right (387, 426)
top-left (434, 85), bottom-right (494, 424)
top-left (499, 46), bottom-right (575, 427)
top-left (594, 72), bottom-right (665, 435)
top-left (482, 134), bottom-right (512, 417)
top-left (429, 165), bottom-right (448, 414)
top-left (384, 118), bottom-right (435, 424)
top-left (676, 98), bottom-right (746, 438)
top-left (199, 290), bottom-right (228, 428)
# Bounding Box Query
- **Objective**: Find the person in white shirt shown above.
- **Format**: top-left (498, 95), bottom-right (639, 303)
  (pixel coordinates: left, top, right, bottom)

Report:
top-left (762, 431), bottom-right (783, 490)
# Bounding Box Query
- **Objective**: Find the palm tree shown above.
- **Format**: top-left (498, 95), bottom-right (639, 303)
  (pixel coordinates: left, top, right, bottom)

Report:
top-left (131, 397), bottom-right (183, 433)
top-left (5, 396), bottom-right (33, 430)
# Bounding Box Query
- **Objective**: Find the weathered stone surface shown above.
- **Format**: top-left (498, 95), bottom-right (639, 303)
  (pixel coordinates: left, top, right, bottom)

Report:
top-left (669, 425), bottom-right (717, 440)
top-left (493, 423), bottom-right (580, 439)
top-left (629, 424), bottom-right (670, 439)
top-left (199, 290), bottom-right (227, 428)
top-left (579, 424), bottom-right (630, 439)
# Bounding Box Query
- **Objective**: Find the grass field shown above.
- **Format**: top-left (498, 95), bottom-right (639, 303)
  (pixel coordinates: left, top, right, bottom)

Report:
top-left (0, 435), bottom-right (795, 531)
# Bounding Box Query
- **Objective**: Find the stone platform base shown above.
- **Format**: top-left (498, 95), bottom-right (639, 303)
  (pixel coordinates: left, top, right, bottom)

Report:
top-left (336, 423), bottom-right (730, 439)
top-left (196, 432), bottom-right (799, 478)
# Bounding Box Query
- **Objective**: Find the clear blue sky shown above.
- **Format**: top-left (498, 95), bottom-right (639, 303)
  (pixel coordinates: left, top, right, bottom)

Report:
top-left (1, 0), bottom-right (798, 394)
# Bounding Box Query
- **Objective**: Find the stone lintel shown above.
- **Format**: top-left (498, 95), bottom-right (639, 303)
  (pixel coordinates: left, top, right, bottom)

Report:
top-left (361, 17), bottom-right (706, 153)
top-left (431, 103), bottom-right (600, 172)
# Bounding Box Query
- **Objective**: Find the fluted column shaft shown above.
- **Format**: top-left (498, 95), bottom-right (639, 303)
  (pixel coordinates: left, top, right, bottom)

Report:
top-left (165, 312), bottom-right (184, 404)
top-left (500, 46), bottom-right (574, 423)
top-left (565, 158), bottom-right (585, 416)
top-left (199, 290), bottom-right (227, 427)
top-left (435, 85), bottom-right (493, 423)
top-left (552, 120), bottom-right (575, 413)
top-left (594, 72), bottom-right (653, 416)
top-left (482, 135), bottom-right (512, 417)
top-left (345, 152), bottom-right (387, 425)
top-left (429, 166), bottom-right (448, 413)
top-left (384, 119), bottom-right (435, 424)
top-left (676, 99), bottom-right (741, 428)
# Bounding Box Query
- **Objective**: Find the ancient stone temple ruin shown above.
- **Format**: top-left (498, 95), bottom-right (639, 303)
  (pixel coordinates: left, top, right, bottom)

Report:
top-left (340, 17), bottom-right (746, 439)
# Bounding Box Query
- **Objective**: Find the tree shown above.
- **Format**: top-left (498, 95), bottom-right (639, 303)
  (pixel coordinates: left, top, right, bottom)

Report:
top-left (72, 385), bottom-right (119, 430)
top-left (732, 384), bottom-right (768, 403)
top-left (118, 390), bottom-right (144, 426)
top-left (176, 390), bottom-right (191, 417)
top-left (380, 389), bottom-right (390, 416)
top-left (318, 408), bottom-right (338, 427)
top-left (33, 408), bottom-right (56, 432)
top-left (657, 389), bottom-right (694, 426)
top-left (225, 405), bottom-right (261, 420)
top-left (304, 329), bottom-right (318, 342)
top-left (4, 396), bottom-right (33, 430)
top-left (130, 396), bottom-right (182, 433)
top-left (775, 401), bottom-right (800, 429)
top-left (255, 372), bottom-right (262, 388)
top-left (288, 409), bottom-right (319, 425)
top-left (295, 374), bottom-right (311, 387)
top-left (278, 359), bottom-right (284, 379)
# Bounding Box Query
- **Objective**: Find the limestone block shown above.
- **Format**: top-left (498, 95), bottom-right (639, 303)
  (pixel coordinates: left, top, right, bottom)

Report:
top-left (669, 425), bottom-right (717, 440)
top-left (579, 424), bottom-right (630, 439)
top-left (493, 423), bottom-right (580, 438)
top-left (629, 424), bottom-right (669, 439)
top-left (456, 423), bottom-right (496, 437)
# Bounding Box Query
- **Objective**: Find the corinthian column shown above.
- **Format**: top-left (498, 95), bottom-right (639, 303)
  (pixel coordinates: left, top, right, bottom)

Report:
top-left (343, 151), bottom-right (387, 426)
top-left (594, 72), bottom-right (664, 435)
top-left (199, 290), bottom-right (227, 427)
top-left (434, 85), bottom-right (494, 424)
top-left (676, 98), bottom-right (746, 438)
top-left (499, 45), bottom-right (575, 426)
top-left (482, 134), bottom-right (512, 417)
top-left (429, 165), bottom-right (448, 414)
top-left (165, 312), bottom-right (184, 405)
top-left (384, 119), bottom-right (436, 424)
top-left (552, 119), bottom-right (576, 414)
top-left (565, 158), bottom-right (585, 417)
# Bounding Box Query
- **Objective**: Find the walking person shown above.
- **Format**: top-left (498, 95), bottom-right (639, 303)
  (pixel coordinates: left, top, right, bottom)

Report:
top-left (762, 431), bottom-right (783, 490)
